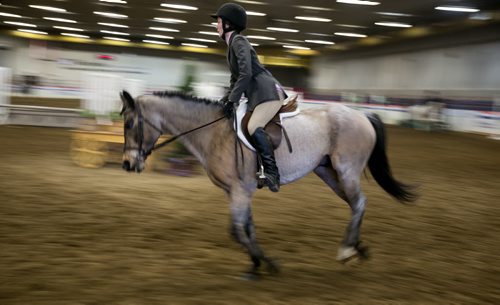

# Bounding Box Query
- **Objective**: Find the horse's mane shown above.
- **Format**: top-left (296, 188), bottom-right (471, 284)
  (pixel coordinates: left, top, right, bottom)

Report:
top-left (153, 91), bottom-right (222, 107)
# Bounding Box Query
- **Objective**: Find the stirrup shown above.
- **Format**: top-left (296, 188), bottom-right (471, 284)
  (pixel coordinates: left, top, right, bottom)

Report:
top-left (257, 164), bottom-right (266, 179)
top-left (256, 164), bottom-right (266, 189)
top-left (256, 167), bottom-right (279, 192)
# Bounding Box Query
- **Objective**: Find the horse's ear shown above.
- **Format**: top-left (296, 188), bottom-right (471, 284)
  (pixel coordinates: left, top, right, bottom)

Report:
top-left (120, 90), bottom-right (135, 114)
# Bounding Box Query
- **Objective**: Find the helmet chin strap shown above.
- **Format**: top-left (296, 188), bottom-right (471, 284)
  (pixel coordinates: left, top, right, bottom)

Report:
top-left (220, 20), bottom-right (237, 41)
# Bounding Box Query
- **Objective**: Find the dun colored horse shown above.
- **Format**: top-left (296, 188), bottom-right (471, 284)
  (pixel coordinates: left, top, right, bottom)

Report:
top-left (120, 90), bottom-right (416, 278)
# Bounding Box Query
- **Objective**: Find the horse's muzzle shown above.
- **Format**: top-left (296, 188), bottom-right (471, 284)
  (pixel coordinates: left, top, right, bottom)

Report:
top-left (122, 160), bottom-right (144, 173)
top-left (122, 160), bottom-right (132, 171)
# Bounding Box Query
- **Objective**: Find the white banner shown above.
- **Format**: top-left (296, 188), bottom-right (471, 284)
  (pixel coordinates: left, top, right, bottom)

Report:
top-left (82, 72), bottom-right (146, 116)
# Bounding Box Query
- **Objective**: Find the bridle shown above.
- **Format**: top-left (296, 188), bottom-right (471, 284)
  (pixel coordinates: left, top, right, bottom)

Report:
top-left (123, 104), bottom-right (226, 160)
top-left (123, 104), bottom-right (158, 159)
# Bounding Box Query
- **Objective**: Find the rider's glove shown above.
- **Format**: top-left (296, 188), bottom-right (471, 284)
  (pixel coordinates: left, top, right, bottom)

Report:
top-left (222, 101), bottom-right (236, 120)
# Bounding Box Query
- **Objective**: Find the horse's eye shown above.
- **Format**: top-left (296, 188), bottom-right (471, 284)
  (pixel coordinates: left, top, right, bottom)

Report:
top-left (125, 120), bottom-right (133, 130)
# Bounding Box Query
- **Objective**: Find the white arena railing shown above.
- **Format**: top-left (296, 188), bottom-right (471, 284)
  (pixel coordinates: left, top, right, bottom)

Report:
top-left (0, 67), bottom-right (11, 125)
top-left (0, 104), bottom-right (82, 127)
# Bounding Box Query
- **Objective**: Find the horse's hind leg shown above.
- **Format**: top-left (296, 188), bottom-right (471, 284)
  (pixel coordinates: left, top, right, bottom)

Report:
top-left (314, 160), bottom-right (347, 201)
top-left (314, 159), bottom-right (368, 262)
top-left (336, 167), bottom-right (369, 262)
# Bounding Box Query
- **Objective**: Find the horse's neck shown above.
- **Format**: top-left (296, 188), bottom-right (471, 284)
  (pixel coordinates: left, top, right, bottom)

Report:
top-left (151, 97), bottom-right (222, 166)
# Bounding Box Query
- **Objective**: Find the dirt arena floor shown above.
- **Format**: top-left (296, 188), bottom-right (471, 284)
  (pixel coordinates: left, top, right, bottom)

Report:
top-left (1, 125), bottom-right (499, 305)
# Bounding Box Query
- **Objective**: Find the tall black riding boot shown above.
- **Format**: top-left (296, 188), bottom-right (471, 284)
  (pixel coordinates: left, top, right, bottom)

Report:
top-left (252, 127), bottom-right (280, 192)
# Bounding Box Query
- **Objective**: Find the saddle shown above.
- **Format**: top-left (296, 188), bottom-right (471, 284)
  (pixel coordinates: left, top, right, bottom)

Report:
top-left (236, 94), bottom-right (299, 152)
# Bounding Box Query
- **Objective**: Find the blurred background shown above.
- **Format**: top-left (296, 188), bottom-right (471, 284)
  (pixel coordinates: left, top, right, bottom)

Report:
top-left (0, 1), bottom-right (499, 304)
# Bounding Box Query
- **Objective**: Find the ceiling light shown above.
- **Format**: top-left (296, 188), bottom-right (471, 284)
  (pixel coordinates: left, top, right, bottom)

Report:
top-left (295, 16), bottom-right (332, 22)
top-left (435, 6), bottom-right (479, 13)
top-left (93, 11), bottom-right (128, 18)
top-left (295, 5), bottom-right (333, 11)
top-left (98, 22), bottom-right (128, 28)
top-left (250, 43), bottom-right (259, 46)
top-left (249, 28), bottom-right (270, 32)
top-left (181, 43), bottom-right (207, 48)
top-left (4, 21), bottom-right (36, 27)
top-left (160, 3), bottom-right (198, 10)
top-left (198, 31), bottom-right (219, 36)
top-left (0, 12), bottom-right (21, 18)
top-left (54, 26), bottom-right (84, 31)
top-left (376, 12), bottom-right (412, 17)
top-left (146, 34), bottom-right (174, 39)
top-left (29, 5), bottom-right (67, 12)
top-left (43, 17), bottom-right (77, 23)
top-left (305, 40), bottom-right (335, 45)
top-left (99, 0), bottom-right (127, 3)
top-left (337, 0), bottom-right (380, 5)
top-left (149, 26), bottom-right (179, 32)
top-left (154, 17), bottom-right (187, 23)
top-left (334, 32), bottom-right (367, 37)
top-left (18, 29), bottom-right (47, 34)
top-left (187, 38), bottom-right (216, 43)
top-left (308, 32), bottom-right (330, 37)
top-left (246, 11), bottom-right (266, 16)
top-left (375, 22), bottom-right (412, 28)
top-left (266, 27), bottom-right (299, 33)
top-left (100, 30), bottom-right (129, 36)
top-left (469, 13), bottom-right (492, 20)
top-left (246, 35), bottom-right (276, 40)
top-left (272, 19), bottom-right (299, 24)
top-left (143, 39), bottom-right (170, 45)
top-left (283, 45), bottom-right (310, 50)
top-left (103, 36), bottom-right (129, 41)
top-left (159, 8), bottom-right (187, 14)
top-left (61, 32), bottom-right (90, 38)
top-left (335, 24), bottom-right (367, 28)
top-left (235, 0), bottom-right (266, 4)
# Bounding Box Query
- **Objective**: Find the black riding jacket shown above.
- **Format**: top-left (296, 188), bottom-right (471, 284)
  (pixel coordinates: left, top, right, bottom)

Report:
top-left (222, 33), bottom-right (283, 111)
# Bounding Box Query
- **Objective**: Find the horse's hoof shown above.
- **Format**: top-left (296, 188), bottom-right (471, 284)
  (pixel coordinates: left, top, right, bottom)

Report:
top-left (337, 245), bottom-right (370, 264)
top-left (356, 244), bottom-right (370, 260)
top-left (264, 257), bottom-right (280, 275)
top-left (337, 246), bottom-right (359, 263)
top-left (241, 271), bottom-right (260, 281)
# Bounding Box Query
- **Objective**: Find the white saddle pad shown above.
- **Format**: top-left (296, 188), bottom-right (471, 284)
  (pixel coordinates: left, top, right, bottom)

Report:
top-left (234, 99), bottom-right (300, 151)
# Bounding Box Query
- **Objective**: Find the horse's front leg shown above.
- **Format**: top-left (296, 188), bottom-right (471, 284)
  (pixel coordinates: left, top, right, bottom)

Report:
top-left (228, 185), bottom-right (279, 279)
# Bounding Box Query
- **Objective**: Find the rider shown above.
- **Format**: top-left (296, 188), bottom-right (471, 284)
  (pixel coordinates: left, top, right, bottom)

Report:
top-left (212, 2), bottom-right (284, 192)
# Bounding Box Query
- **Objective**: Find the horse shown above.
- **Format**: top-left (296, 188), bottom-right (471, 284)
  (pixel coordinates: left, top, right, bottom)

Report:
top-left (120, 90), bottom-right (417, 278)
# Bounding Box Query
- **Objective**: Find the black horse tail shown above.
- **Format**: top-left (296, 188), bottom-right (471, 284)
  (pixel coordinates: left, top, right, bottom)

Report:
top-left (366, 113), bottom-right (418, 203)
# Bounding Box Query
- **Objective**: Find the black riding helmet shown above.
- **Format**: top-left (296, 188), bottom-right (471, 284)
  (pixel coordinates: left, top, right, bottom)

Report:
top-left (211, 2), bottom-right (247, 39)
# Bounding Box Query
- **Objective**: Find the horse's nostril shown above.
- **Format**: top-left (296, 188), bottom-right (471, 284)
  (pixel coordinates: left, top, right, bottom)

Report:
top-left (122, 160), bottom-right (131, 171)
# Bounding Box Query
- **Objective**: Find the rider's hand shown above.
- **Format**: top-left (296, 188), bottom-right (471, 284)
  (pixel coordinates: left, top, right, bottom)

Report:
top-left (219, 96), bottom-right (229, 104)
top-left (222, 102), bottom-right (236, 120)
